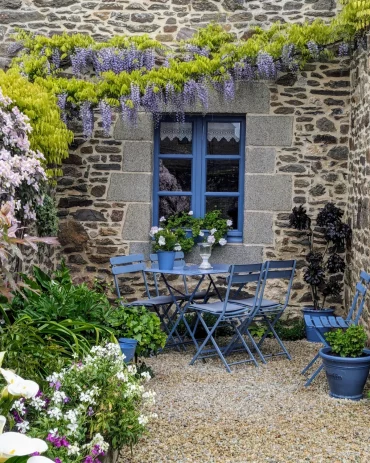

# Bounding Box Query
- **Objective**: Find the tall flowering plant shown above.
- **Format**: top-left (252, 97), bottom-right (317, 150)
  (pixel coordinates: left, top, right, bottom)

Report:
top-left (288, 203), bottom-right (352, 310)
top-left (6, 344), bottom-right (156, 462)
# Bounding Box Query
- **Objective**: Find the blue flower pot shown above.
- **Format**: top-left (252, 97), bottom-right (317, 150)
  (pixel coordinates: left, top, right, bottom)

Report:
top-left (118, 338), bottom-right (138, 363)
top-left (319, 347), bottom-right (370, 400)
top-left (302, 307), bottom-right (335, 343)
top-left (157, 250), bottom-right (175, 271)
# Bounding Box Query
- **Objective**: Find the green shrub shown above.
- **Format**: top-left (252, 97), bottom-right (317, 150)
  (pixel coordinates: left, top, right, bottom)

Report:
top-left (325, 325), bottom-right (367, 358)
top-left (275, 319), bottom-right (306, 341)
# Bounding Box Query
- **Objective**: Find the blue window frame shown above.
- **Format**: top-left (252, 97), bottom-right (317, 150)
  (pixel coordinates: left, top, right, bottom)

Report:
top-left (153, 115), bottom-right (245, 243)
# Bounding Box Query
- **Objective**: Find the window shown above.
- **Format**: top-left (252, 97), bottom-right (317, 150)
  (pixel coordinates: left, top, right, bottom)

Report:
top-left (153, 116), bottom-right (245, 243)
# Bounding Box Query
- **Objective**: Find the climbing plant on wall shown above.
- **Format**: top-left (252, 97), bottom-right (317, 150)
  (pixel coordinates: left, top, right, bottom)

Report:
top-left (7, 0), bottom-right (370, 138)
top-left (0, 69), bottom-right (73, 177)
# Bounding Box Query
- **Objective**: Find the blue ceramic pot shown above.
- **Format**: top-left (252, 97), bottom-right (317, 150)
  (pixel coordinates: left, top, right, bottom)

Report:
top-left (157, 250), bottom-right (175, 271)
top-left (319, 347), bottom-right (370, 400)
top-left (302, 307), bottom-right (335, 343)
top-left (118, 338), bottom-right (138, 363)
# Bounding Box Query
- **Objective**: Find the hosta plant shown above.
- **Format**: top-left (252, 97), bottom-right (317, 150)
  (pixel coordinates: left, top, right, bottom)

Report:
top-left (288, 203), bottom-right (352, 310)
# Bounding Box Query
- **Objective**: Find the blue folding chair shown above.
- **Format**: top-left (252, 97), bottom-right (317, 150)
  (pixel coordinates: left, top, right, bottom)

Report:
top-left (302, 270), bottom-right (370, 386)
top-left (189, 263), bottom-right (265, 373)
top-left (227, 260), bottom-right (296, 363)
top-left (110, 254), bottom-right (186, 345)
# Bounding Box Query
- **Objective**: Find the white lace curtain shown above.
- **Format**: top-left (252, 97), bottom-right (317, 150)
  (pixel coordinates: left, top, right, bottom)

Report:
top-left (160, 122), bottom-right (240, 142)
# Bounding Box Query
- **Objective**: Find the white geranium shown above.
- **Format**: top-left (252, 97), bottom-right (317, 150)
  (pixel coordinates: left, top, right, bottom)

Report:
top-left (207, 235), bottom-right (216, 244)
top-left (158, 236), bottom-right (166, 246)
top-left (210, 228), bottom-right (217, 235)
top-left (174, 243), bottom-right (182, 251)
top-left (219, 238), bottom-right (227, 246)
top-left (149, 226), bottom-right (159, 237)
top-left (188, 211), bottom-right (193, 216)
top-left (199, 231), bottom-right (204, 237)
top-left (159, 216), bottom-right (165, 222)
top-left (226, 219), bottom-right (233, 227)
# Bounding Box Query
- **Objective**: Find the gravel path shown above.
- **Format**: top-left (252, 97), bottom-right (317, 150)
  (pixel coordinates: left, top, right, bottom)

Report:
top-left (120, 340), bottom-right (370, 463)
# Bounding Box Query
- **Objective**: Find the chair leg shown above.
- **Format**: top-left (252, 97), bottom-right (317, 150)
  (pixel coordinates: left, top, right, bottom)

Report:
top-left (301, 352), bottom-right (320, 375)
top-left (190, 313), bottom-right (232, 373)
top-left (231, 322), bottom-right (259, 367)
top-left (256, 313), bottom-right (291, 361)
top-left (304, 364), bottom-right (324, 387)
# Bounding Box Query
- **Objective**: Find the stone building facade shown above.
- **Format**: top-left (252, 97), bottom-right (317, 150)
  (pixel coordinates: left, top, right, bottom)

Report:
top-left (0, 0), bottom-right (362, 315)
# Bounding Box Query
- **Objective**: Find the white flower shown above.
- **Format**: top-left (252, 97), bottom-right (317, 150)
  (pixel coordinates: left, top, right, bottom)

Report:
top-left (158, 236), bottom-right (166, 246)
top-left (210, 228), bottom-right (217, 235)
top-left (188, 211), bottom-right (193, 216)
top-left (0, 368), bottom-right (39, 399)
top-left (28, 457), bottom-right (55, 463)
top-left (52, 390), bottom-right (67, 404)
top-left (207, 235), bottom-right (215, 244)
top-left (0, 431), bottom-right (48, 460)
top-left (47, 407), bottom-right (62, 420)
top-left (149, 226), bottom-right (159, 237)
top-left (11, 400), bottom-right (26, 415)
top-left (174, 244), bottom-right (182, 251)
top-left (138, 414), bottom-right (149, 426)
top-left (116, 371), bottom-right (128, 382)
top-left (142, 390), bottom-right (156, 405)
top-left (127, 365), bottom-right (137, 375)
top-left (67, 422), bottom-right (79, 436)
top-left (16, 420), bottom-right (29, 434)
top-left (226, 219), bottom-right (233, 227)
top-left (199, 231), bottom-right (204, 237)
top-left (67, 443), bottom-right (80, 456)
top-left (65, 409), bottom-right (79, 423)
top-left (141, 371), bottom-right (151, 382)
top-left (159, 216), bottom-right (165, 222)
top-left (150, 413), bottom-right (158, 419)
top-left (219, 238), bottom-right (227, 246)
top-left (30, 396), bottom-right (46, 411)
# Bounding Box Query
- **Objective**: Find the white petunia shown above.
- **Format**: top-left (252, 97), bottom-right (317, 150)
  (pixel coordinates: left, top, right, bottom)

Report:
top-left (149, 226), bottom-right (159, 237)
top-left (210, 228), bottom-right (217, 235)
top-left (219, 238), bottom-right (227, 246)
top-left (174, 244), bottom-right (182, 251)
top-left (158, 236), bottom-right (166, 246)
top-left (226, 219), bottom-right (233, 227)
top-left (207, 235), bottom-right (215, 244)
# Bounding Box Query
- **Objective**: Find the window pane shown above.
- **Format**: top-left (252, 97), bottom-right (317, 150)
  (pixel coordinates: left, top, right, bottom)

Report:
top-left (207, 122), bottom-right (240, 155)
top-left (159, 159), bottom-right (192, 192)
top-left (159, 196), bottom-right (191, 218)
top-left (160, 122), bottom-right (192, 154)
top-left (206, 160), bottom-right (239, 192)
top-left (206, 197), bottom-right (239, 230)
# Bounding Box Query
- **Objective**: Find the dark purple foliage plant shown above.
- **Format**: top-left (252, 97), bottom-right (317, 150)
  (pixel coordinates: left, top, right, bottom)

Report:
top-left (288, 203), bottom-right (352, 310)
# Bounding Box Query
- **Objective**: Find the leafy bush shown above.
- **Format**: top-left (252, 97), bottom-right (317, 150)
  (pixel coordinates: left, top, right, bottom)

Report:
top-left (107, 305), bottom-right (167, 356)
top-left (325, 325), bottom-right (367, 358)
top-left (275, 319), bottom-right (306, 341)
top-left (35, 193), bottom-right (59, 237)
top-left (6, 263), bottom-right (166, 360)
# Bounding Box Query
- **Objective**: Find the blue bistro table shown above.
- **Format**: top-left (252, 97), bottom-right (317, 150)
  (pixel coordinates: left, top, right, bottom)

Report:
top-left (144, 264), bottom-right (230, 349)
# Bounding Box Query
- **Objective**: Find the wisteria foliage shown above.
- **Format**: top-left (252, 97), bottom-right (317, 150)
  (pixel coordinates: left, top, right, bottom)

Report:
top-left (9, 0), bottom-right (369, 137)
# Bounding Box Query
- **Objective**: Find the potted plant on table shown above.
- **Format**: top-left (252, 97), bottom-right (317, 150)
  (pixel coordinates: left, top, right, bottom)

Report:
top-left (288, 203), bottom-right (352, 342)
top-left (319, 325), bottom-right (370, 400)
top-left (150, 227), bottom-right (182, 271)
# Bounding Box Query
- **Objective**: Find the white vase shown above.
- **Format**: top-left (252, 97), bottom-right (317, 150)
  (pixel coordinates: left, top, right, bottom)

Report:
top-left (198, 242), bottom-right (213, 269)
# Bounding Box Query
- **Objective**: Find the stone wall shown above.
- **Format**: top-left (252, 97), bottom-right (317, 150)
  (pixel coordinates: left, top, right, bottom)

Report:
top-left (0, 0), bottom-right (338, 63)
top-left (55, 60), bottom-right (350, 309)
top-left (347, 42), bottom-right (370, 332)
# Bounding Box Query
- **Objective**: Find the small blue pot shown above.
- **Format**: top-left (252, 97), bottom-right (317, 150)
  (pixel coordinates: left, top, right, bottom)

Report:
top-left (302, 307), bottom-right (335, 343)
top-left (118, 338), bottom-right (138, 363)
top-left (319, 347), bottom-right (370, 400)
top-left (157, 250), bottom-right (175, 271)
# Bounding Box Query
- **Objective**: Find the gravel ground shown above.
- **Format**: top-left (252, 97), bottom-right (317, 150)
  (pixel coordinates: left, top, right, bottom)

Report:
top-left (120, 340), bottom-right (370, 463)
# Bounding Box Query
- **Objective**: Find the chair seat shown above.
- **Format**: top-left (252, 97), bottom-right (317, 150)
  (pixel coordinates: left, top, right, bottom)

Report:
top-left (231, 297), bottom-right (279, 307)
top-left (305, 314), bottom-right (349, 329)
top-left (185, 290), bottom-right (216, 301)
top-left (189, 301), bottom-right (249, 314)
top-left (132, 295), bottom-right (184, 306)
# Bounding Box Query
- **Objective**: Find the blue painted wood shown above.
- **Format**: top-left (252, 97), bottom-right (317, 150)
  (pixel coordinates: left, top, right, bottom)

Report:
top-left (153, 115), bottom-right (246, 242)
top-left (110, 254), bottom-right (144, 266)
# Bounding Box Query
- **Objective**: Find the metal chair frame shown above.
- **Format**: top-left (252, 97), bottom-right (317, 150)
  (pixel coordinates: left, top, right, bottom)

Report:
top-left (302, 270), bottom-right (370, 386)
top-left (110, 254), bottom-right (186, 346)
top-left (189, 263), bottom-right (265, 373)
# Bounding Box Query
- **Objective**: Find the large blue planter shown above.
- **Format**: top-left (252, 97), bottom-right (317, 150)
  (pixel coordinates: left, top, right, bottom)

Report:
top-left (302, 307), bottom-right (335, 343)
top-left (319, 347), bottom-right (370, 400)
top-left (157, 250), bottom-right (175, 271)
top-left (118, 338), bottom-right (138, 363)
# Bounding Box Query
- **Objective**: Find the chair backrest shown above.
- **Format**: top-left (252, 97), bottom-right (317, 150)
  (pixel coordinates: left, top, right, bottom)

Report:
top-left (150, 252), bottom-right (186, 296)
top-left (259, 260), bottom-right (296, 311)
top-left (223, 263), bottom-right (265, 315)
top-left (346, 270), bottom-right (370, 324)
top-left (110, 254), bottom-right (148, 300)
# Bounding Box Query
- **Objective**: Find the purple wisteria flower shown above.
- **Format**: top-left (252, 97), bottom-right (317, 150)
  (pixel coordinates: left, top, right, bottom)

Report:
top-left (256, 52), bottom-right (276, 79)
top-left (307, 41), bottom-right (319, 59)
top-left (80, 101), bottom-right (94, 138)
top-left (99, 101), bottom-right (112, 135)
